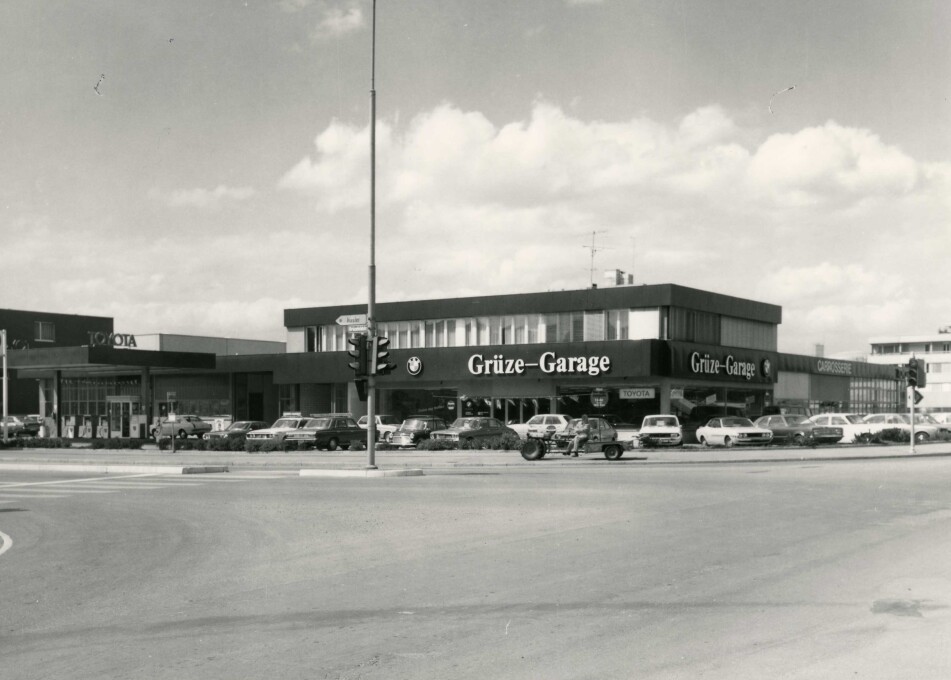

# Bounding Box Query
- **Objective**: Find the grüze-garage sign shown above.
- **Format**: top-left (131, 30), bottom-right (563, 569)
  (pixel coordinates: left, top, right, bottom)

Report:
top-left (468, 351), bottom-right (611, 376)
top-left (669, 342), bottom-right (776, 384)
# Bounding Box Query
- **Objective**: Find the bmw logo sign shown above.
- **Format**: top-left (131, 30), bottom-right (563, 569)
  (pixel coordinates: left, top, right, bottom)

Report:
top-left (761, 358), bottom-right (771, 378)
top-left (407, 356), bottom-right (423, 376)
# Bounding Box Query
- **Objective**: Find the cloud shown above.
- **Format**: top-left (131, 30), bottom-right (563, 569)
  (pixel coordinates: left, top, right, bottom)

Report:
top-left (161, 185), bottom-right (257, 209)
top-left (311, 2), bottom-right (364, 39)
top-left (565, 0), bottom-right (606, 5)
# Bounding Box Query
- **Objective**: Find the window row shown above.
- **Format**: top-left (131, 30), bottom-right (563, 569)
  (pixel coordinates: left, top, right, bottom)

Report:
top-left (307, 309), bottom-right (647, 352)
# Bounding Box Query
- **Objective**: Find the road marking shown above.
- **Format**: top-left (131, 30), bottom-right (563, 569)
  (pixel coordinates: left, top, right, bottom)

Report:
top-left (0, 530), bottom-right (11, 557)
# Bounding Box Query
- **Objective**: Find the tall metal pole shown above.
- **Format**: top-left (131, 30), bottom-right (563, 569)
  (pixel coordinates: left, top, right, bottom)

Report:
top-left (2, 330), bottom-right (8, 442)
top-left (365, 0), bottom-right (378, 469)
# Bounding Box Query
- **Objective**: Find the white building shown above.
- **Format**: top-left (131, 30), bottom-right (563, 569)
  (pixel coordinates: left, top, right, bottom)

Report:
top-left (867, 327), bottom-right (951, 416)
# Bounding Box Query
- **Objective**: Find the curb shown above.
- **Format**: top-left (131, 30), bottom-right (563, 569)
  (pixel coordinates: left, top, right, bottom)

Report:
top-left (0, 463), bottom-right (229, 475)
top-left (299, 468), bottom-right (424, 478)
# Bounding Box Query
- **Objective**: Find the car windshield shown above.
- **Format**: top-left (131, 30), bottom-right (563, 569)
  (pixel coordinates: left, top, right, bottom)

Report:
top-left (227, 421), bottom-right (251, 430)
top-left (271, 418), bottom-right (300, 429)
top-left (844, 415), bottom-right (866, 424)
top-left (644, 417), bottom-right (677, 427)
top-left (785, 415), bottom-right (808, 425)
top-left (914, 414), bottom-right (938, 424)
top-left (399, 419), bottom-right (430, 431)
top-left (450, 418), bottom-right (482, 429)
top-left (307, 418), bottom-right (332, 429)
top-left (379, 416), bottom-right (400, 425)
top-left (722, 417), bottom-right (755, 427)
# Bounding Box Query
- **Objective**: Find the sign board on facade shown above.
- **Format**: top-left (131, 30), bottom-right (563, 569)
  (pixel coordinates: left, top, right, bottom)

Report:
top-left (670, 388), bottom-right (684, 400)
top-left (620, 387), bottom-right (655, 400)
top-left (590, 389), bottom-right (609, 408)
top-left (336, 314), bottom-right (368, 326)
top-left (467, 351), bottom-right (611, 377)
top-left (88, 332), bottom-right (137, 348)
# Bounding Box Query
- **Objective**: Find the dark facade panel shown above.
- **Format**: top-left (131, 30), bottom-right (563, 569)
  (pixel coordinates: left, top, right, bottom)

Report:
top-left (272, 340), bottom-right (664, 385)
top-left (778, 353), bottom-right (896, 380)
top-left (0, 308), bottom-right (112, 350)
top-left (284, 284), bottom-right (782, 327)
top-left (9, 346), bottom-right (216, 374)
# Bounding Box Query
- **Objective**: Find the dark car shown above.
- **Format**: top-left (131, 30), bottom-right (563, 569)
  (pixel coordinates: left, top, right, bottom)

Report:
top-left (283, 415), bottom-right (370, 451)
top-left (753, 414), bottom-right (843, 445)
top-left (390, 416), bottom-right (449, 448)
top-left (430, 417), bottom-right (518, 445)
top-left (203, 420), bottom-right (270, 441)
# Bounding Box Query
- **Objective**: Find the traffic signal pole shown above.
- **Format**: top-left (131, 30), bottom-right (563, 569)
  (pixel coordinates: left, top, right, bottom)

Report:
top-left (365, 0), bottom-right (378, 470)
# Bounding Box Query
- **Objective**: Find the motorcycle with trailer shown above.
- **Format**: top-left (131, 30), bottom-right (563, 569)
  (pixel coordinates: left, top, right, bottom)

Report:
top-left (519, 416), bottom-right (629, 461)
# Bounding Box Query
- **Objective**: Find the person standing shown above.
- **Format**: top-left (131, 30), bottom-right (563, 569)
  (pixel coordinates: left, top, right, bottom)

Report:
top-left (564, 415), bottom-right (590, 457)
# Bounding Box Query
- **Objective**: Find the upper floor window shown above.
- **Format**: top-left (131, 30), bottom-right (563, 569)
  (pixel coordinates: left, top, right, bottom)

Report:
top-left (34, 321), bottom-right (55, 343)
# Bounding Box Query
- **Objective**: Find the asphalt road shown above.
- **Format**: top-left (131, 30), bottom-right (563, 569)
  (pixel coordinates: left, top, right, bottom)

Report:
top-left (2, 459), bottom-right (951, 679)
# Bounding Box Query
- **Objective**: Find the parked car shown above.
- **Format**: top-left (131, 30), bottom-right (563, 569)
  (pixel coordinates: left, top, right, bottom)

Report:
top-left (390, 416), bottom-right (449, 449)
top-left (862, 413), bottom-right (948, 443)
top-left (753, 414), bottom-right (843, 445)
top-left (20, 415), bottom-right (43, 437)
top-left (356, 414), bottom-right (402, 442)
top-left (506, 419), bottom-right (534, 440)
top-left (203, 420), bottom-right (270, 441)
top-left (696, 417), bottom-right (773, 447)
top-left (525, 414), bottom-right (573, 440)
top-left (636, 415), bottom-right (683, 447)
top-left (246, 415), bottom-right (315, 442)
top-left (805, 413), bottom-right (871, 444)
top-left (283, 415), bottom-right (370, 450)
top-left (1, 415), bottom-right (25, 437)
top-left (151, 415), bottom-right (213, 440)
top-left (431, 417), bottom-right (518, 445)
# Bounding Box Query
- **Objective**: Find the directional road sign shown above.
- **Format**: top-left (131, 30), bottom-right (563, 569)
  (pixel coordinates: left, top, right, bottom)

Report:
top-left (336, 314), bottom-right (368, 326)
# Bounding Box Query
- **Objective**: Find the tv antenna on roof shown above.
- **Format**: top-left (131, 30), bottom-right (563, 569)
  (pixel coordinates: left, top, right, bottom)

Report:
top-left (582, 231), bottom-right (611, 286)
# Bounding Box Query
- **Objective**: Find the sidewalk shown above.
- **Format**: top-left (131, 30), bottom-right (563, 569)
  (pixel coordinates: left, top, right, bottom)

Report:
top-left (1, 440), bottom-right (950, 472)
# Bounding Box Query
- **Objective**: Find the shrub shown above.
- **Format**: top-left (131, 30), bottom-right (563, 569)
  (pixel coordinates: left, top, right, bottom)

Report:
top-left (416, 438), bottom-right (458, 451)
top-left (90, 438), bottom-right (147, 450)
top-left (16, 437), bottom-right (73, 449)
top-left (348, 439), bottom-right (366, 451)
top-left (244, 438), bottom-right (288, 454)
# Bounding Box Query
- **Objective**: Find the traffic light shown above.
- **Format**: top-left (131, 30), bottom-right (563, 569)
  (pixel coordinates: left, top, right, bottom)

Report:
top-left (907, 358), bottom-right (919, 387)
top-left (370, 335), bottom-right (396, 375)
top-left (906, 357), bottom-right (930, 387)
top-left (348, 333), bottom-right (368, 378)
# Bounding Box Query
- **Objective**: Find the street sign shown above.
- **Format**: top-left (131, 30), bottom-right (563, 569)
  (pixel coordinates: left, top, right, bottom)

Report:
top-left (336, 314), bottom-right (368, 326)
top-left (906, 389), bottom-right (924, 407)
top-left (347, 325), bottom-right (369, 334)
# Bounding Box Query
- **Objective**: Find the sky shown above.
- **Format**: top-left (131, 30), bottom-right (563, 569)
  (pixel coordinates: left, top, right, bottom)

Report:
top-left (1, 0), bottom-right (949, 357)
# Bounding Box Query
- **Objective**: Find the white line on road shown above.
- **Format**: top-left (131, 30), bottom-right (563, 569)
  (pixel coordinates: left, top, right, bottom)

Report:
top-left (0, 530), bottom-right (11, 558)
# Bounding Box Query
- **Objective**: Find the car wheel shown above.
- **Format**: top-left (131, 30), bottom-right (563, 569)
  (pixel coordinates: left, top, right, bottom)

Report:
top-left (792, 432), bottom-right (806, 446)
top-left (603, 445), bottom-right (623, 461)
top-left (327, 437), bottom-right (339, 451)
top-left (915, 432), bottom-right (930, 443)
top-left (520, 439), bottom-right (546, 461)
top-left (178, 429), bottom-right (188, 439)
top-left (699, 436), bottom-right (708, 447)
top-left (384, 431), bottom-right (392, 443)
top-left (723, 435), bottom-right (734, 448)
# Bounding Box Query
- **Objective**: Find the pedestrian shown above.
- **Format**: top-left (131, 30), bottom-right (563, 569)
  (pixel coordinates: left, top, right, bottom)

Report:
top-left (564, 415), bottom-right (590, 457)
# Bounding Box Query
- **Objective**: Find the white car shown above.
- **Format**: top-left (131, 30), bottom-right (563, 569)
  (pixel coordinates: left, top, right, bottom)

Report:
top-left (805, 413), bottom-right (872, 444)
top-left (636, 415), bottom-right (683, 447)
top-left (696, 417), bottom-right (773, 447)
top-left (356, 414), bottom-right (402, 442)
top-left (863, 413), bottom-right (947, 443)
top-left (246, 415), bottom-right (313, 442)
top-left (525, 414), bottom-right (573, 440)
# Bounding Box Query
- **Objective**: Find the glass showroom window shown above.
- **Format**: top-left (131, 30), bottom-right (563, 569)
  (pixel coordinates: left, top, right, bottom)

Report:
top-left (306, 327), bottom-right (318, 352)
top-left (606, 310), bottom-right (628, 340)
